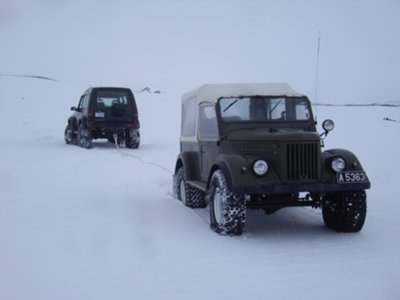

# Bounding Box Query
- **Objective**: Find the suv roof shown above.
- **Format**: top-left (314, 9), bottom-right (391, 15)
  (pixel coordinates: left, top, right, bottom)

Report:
top-left (83, 86), bottom-right (131, 95)
top-left (182, 82), bottom-right (304, 104)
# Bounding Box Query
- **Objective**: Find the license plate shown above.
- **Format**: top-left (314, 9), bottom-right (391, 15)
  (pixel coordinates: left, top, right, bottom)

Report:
top-left (337, 171), bottom-right (368, 183)
top-left (95, 112), bottom-right (105, 118)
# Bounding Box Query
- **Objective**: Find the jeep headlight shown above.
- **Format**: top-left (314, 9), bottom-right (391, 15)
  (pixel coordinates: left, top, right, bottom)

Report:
top-left (253, 160), bottom-right (268, 176)
top-left (331, 157), bottom-right (346, 172)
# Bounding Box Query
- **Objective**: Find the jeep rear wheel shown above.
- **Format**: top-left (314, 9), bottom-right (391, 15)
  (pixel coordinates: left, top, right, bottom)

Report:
top-left (77, 124), bottom-right (93, 149)
top-left (322, 191), bottom-right (367, 232)
top-left (176, 167), bottom-right (206, 208)
top-left (208, 170), bottom-right (246, 236)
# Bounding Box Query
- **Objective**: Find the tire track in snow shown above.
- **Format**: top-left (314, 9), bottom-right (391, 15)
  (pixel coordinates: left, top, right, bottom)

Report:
top-left (113, 139), bottom-right (173, 174)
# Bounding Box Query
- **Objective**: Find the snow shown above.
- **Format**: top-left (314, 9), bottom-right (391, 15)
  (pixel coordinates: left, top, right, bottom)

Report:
top-left (1, 75), bottom-right (400, 300)
top-left (1, 0), bottom-right (400, 299)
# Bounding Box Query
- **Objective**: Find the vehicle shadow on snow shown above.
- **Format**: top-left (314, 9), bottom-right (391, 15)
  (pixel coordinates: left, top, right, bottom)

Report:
top-left (82, 141), bottom-right (152, 151)
top-left (194, 205), bottom-right (335, 238)
top-left (243, 207), bottom-right (331, 237)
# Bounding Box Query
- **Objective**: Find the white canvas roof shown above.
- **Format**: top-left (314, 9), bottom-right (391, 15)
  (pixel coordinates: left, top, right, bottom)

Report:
top-left (182, 83), bottom-right (305, 104)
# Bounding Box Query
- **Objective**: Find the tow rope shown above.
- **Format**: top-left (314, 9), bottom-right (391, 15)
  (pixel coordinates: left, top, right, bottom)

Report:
top-left (112, 133), bottom-right (173, 174)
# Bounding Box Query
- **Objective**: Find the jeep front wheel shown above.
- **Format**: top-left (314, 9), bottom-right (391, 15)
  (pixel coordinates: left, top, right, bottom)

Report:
top-left (77, 124), bottom-right (93, 149)
top-left (176, 167), bottom-right (206, 208)
top-left (322, 190), bottom-right (367, 232)
top-left (208, 170), bottom-right (246, 236)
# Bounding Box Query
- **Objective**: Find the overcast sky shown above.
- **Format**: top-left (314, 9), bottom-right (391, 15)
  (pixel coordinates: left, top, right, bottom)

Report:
top-left (1, 0), bottom-right (399, 104)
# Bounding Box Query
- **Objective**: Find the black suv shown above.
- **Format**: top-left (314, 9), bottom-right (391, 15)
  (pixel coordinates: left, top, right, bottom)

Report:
top-left (173, 83), bottom-right (370, 236)
top-left (64, 87), bottom-right (140, 149)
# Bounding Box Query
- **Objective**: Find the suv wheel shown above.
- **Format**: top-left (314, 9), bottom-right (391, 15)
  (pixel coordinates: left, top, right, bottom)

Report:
top-left (322, 191), bottom-right (367, 232)
top-left (208, 170), bottom-right (246, 236)
top-left (64, 124), bottom-right (76, 145)
top-left (77, 124), bottom-right (93, 149)
top-left (176, 167), bottom-right (206, 208)
top-left (125, 129), bottom-right (140, 149)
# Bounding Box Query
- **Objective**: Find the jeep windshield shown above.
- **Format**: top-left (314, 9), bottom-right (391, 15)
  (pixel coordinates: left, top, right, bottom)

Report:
top-left (219, 96), bottom-right (312, 122)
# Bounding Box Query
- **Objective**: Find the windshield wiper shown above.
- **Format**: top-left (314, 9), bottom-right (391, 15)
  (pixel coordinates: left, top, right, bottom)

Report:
top-left (223, 99), bottom-right (238, 112)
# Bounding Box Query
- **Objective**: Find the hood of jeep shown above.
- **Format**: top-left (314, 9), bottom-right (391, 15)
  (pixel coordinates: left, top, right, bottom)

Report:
top-left (224, 129), bottom-right (320, 142)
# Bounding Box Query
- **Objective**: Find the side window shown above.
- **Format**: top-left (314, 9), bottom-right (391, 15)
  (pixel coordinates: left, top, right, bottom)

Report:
top-left (78, 95), bottom-right (88, 110)
top-left (199, 105), bottom-right (218, 141)
top-left (182, 97), bottom-right (197, 137)
top-left (77, 96), bottom-right (84, 109)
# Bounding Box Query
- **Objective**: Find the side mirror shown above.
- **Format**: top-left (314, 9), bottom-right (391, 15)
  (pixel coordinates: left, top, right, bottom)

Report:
top-left (70, 106), bottom-right (77, 111)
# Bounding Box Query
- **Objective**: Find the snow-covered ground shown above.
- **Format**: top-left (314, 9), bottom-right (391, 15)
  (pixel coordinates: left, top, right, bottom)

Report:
top-left (2, 0), bottom-right (400, 299)
top-left (0, 76), bottom-right (399, 300)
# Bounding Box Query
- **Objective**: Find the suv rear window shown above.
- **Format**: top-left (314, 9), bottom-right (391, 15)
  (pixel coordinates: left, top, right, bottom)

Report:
top-left (94, 90), bottom-right (134, 120)
top-left (96, 90), bottom-right (130, 109)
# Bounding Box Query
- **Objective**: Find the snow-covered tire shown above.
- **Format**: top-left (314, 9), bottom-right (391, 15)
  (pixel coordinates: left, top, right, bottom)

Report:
top-left (176, 167), bottom-right (206, 208)
top-left (77, 123), bottom-right (93, 149)
top-left (322, 190), bottom-right (367, 232)
top-left (125, 129), bottom-right (140, 149)
top-left (64, 124), bottom-right (76, 145)
top-left (208, 170), bottom-right (246, 236)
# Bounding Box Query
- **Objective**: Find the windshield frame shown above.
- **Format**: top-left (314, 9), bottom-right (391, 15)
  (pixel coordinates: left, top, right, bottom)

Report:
top-left (216, 95), bottom-right (316, 135)
top-left (218, 96), bottom-right (313, 123)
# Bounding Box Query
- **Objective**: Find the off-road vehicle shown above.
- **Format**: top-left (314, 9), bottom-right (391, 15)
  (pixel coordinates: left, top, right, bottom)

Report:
top-left (173, 83), bottom-right (371, 235)
top-left (64, 87), bottom-right (140, 149)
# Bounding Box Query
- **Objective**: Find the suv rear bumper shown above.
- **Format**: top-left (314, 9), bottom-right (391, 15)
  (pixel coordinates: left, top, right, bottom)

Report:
top-left (90, 125), bottom-right (139, 138)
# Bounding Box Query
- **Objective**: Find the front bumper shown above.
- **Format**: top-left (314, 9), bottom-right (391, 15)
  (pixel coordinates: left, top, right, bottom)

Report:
top-left (234, 181), bottom-right (371, 194)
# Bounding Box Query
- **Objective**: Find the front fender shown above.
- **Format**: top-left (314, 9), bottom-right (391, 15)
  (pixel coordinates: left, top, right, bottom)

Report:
top-left (208, 154), bottom-right (249, 191)
top-left (322, 148), bottom-right (366, 172)
top-left (321, 148), bottom-right (371, 189)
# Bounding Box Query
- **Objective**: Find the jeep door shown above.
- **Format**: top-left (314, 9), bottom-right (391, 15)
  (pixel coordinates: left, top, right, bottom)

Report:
top-left (198, 103), bottom-right (219, 181)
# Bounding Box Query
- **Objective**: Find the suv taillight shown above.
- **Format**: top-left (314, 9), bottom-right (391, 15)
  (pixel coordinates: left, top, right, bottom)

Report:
top-left (88, 108), bottom-right (95, 123)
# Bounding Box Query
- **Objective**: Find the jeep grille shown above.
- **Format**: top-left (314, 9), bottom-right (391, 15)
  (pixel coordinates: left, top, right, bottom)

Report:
top-left (286, 142), bottom-right (319, 181)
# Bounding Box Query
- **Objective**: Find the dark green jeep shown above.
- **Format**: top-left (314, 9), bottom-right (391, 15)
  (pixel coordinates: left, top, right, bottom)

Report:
top-left (173, 83), bottom-right (370, 235)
